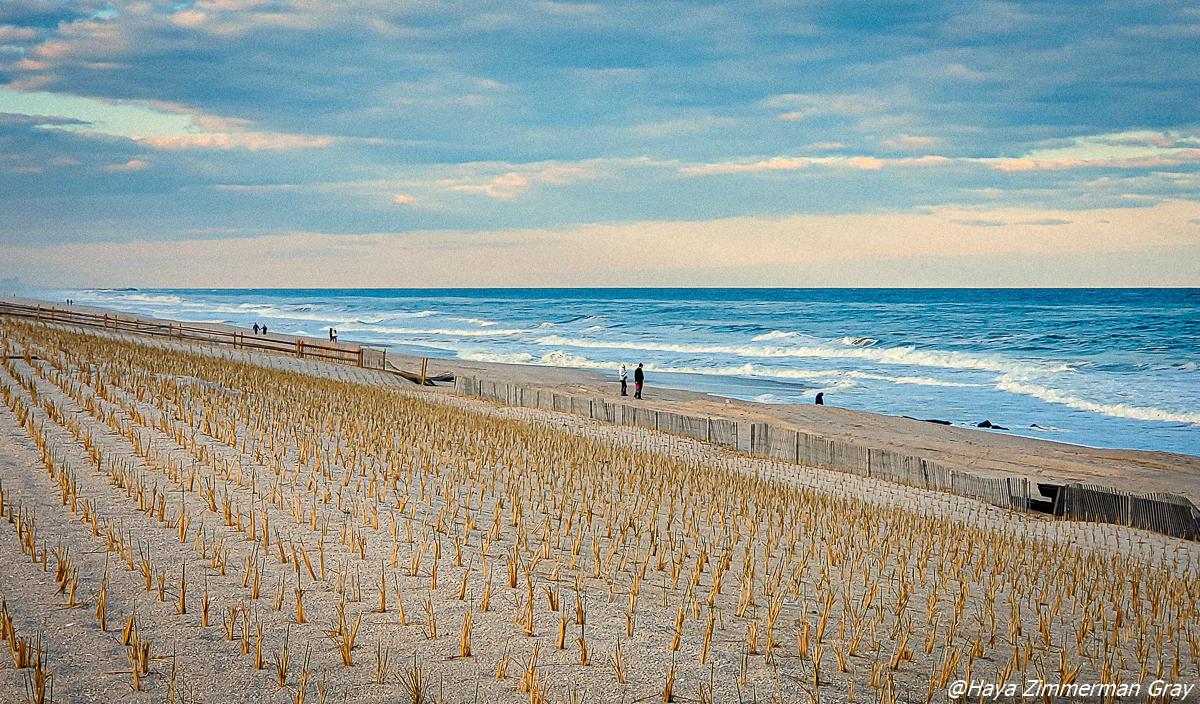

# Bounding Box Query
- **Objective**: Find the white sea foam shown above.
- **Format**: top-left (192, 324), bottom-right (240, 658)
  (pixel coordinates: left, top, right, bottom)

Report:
top-left (843, 371), bottom-right (981, 388)
top-left (457, 351), bottom-right (538, 365)
top-left (81, 292), bottom-right (184, 306)
top-left (337, 323), bottom-right (525, 337)
top-left (448, 316), bottom-right (498, 327)
top-left (996, 375), bottom-right (1200, 425)
top-left (532, 335), bottom-right (1071, 375)
top-left (458, 349), bottom-right (974, 390)
top-left (841, 336), bottom-right (879, 347)
top-left (751, 330), bottom-right (799, 342)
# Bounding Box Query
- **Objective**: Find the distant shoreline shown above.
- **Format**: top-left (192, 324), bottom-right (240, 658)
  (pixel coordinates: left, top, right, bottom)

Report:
top-left (4, 294), bottom-right (1199, 506)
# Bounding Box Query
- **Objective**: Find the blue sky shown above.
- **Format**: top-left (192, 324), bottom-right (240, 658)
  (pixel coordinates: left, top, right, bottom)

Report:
top-left (1, 0), bottom-right (1198, 286)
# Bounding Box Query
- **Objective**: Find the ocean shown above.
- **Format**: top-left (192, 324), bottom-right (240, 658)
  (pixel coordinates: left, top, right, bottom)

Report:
top-left (62, 288), bottom-right (1199, 456)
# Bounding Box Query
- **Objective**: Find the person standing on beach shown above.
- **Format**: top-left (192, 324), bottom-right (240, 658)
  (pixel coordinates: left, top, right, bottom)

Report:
top-left (634, 363), bottom-right (644, 399)
top-left (815, 392), bottom-right (824, 405)
top-left (619, 364), bottom-right (628, 396)
top-left (253, 323), bottom-right (260, 334)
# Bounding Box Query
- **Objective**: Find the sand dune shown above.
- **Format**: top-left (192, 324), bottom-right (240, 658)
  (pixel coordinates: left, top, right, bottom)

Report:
top-left (0, 318), bottom-right (1196, 703)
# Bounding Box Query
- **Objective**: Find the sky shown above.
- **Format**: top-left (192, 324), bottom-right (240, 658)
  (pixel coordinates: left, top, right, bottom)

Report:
top-left (1, 0), bottom-right (1198, 287)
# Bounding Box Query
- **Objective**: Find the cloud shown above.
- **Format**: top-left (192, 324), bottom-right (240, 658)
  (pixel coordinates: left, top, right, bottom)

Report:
top-left (679, 157), bottom-right (811, 176)
top-left (881, 134), bottom-right (940, 151)
top-left (679, 154), bottom-right (951, 176)
top-left (445, 171), bottom-right (531, 199)
top-left (1019, 218), bottom-right (1072, 226)
top-left (103, 158), bottom-right (148, 172)
top-left (133, 132), bottom-right (332, 151)
top-left (391, 192), bottom-right (417, 205)
top-left (5, 200), bottom-right (1198, 288)
top-left (0, 0), bottom-right (1199, 274)
top-left (0, 24), bottom-right (36, 41)
top-left (0, 88), bottom-right (333, 152)
top-left (765, 93), bottom-right (889, 123)
top-left (432, 159), bottom-right (619, 199)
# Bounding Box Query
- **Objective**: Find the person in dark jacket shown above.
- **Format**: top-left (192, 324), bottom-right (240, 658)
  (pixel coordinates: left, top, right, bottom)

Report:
top-left (634, 363), bottom-right (644, 399)
top-left (815, 392), bottom-right (824, 405)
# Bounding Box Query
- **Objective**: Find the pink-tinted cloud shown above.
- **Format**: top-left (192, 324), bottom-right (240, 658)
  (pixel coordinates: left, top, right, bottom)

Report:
top-left (133, 132), bottom-right (333, 151)
top-left (0, 25), bottom-right (37, 42)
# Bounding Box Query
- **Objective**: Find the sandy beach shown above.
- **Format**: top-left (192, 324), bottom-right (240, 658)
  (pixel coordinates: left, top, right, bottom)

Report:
top-left (0, 304), bottom-right (1197, 703)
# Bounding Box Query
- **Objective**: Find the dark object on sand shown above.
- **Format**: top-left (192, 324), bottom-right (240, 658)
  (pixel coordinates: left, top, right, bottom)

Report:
top-left (903, 416), bottom-right (951, 425)
top-left (977, 420), bottom-right (1009, 430)
top-left (814, 392), bottom-right (824, 405)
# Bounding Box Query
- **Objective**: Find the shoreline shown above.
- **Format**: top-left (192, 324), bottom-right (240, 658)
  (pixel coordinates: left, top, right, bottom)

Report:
top-left (5, 294), bottom-right (1199, 504)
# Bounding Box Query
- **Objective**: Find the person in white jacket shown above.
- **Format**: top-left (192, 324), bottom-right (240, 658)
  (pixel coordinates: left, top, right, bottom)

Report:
top-left (619, 364), bottom-right (628, 396)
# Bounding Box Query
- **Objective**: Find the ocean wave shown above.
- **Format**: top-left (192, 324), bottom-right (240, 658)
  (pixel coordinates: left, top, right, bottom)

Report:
top-left (751, 330), bottom-right (799, 342)
top-left (532, 335), bottom-right (1072, 375)
top-left (841, 336), bottom-right (879, 347)
top-left (843, 371), bottom-right (980, 388)
top-left (447, 316), bottom-right (497, 327)
top-left (458, 351), bottom-right (538, 365)
top-left (996, 375), bottom-right (1200, 425)
top-left (80, 292), bottom-right (184, 306)
top-left (457, 349), bottom-right (978, 390)
top-left (337, 324), bottom-right (525, 338)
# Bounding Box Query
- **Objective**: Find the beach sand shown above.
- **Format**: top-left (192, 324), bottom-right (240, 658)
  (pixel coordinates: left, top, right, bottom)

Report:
top-left (0, 306), bottom-right (1197, 703)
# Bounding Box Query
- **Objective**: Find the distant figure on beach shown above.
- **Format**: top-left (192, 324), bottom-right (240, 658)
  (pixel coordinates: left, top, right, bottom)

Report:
top-left (815, 392), bottom-right (824, 405)
top-left (634, 363), bottom-right (644, 399)
top-left (619, 364), bottom-right (628, 396)
top-left (261, 325), bottom-right (268, 335)
top-left (329, 327), bottom-right (337, 342)
top-left (253, 323), bottom-right (260, 334)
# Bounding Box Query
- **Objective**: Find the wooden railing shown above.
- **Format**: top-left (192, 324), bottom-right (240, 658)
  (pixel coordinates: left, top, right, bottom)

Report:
top-left (455, 375), bottom-right (1200, 540)
top-left (0, 300), bottom-right (369, 367)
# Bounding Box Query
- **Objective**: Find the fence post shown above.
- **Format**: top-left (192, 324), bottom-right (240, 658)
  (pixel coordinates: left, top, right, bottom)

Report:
top-left (357, 347), bottom-right (364, 368)
top-left (296, 339), bottom-right (303, 358)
